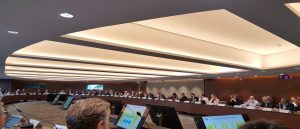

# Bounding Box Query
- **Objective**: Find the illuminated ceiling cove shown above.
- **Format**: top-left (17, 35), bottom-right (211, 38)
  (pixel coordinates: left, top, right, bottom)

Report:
top-left (5, 9), bottom-right (300, 81)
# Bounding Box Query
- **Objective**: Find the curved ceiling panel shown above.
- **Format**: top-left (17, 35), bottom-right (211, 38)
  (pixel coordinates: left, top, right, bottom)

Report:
top-left (11, 40), bottom-right (244, 74)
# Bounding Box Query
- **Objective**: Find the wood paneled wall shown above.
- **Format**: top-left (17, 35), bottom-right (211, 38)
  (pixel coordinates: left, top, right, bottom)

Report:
top-left (205, 76), bottom-right (300, 102)
top-left (11, 79), bottom-right (146, 92)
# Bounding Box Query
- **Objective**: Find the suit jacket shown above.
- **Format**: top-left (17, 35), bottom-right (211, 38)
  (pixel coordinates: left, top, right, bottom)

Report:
top-left (260, 102), bottom-right (275, 108)
top-left (180, 96), bottom-right (188, 102)
top-left (228, 98), bottom-right (243, 106)
top-left (158, 94), bottom-right (166, 99)
top-left (277, 103), bottom-right (294, 111)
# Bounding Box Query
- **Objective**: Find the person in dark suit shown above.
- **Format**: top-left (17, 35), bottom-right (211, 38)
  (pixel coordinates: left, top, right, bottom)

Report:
top-left (147, 92), bottom-right (155, 99)
top-left (227, 94), bottom-right (243, 106)
top-left (179, 93), bottom-right (188, 102)
top-left (189, 93), bottom-right (199, 103)
top-left (157, 91), bottom-right (166, 99)
top-left (260, 96), bottom-right (275, 108)
top-left (276, 97), bottom-right (294, 111)
top-left (291, 97), bottom-right (299, 111)
top-left (168, 92), bottom-right (178, 100)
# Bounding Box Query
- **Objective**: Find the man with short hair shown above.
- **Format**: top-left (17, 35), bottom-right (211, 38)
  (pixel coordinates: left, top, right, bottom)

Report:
top-left (242, 96), bottom-right (260, 108)
top-left (65, 98), bottom-right (110, 129)
top-left (239, 119), bottom-right (290, 129)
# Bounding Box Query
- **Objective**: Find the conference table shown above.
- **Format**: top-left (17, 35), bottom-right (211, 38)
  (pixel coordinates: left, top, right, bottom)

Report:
top-left (90, 96), bottom-right (300, 129)
top-left (1, 94), bottom-right (300, 129)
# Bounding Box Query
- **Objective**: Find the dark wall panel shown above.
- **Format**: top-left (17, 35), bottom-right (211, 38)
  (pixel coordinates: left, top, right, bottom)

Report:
top-left (0, 79), bottom-right (12, 91)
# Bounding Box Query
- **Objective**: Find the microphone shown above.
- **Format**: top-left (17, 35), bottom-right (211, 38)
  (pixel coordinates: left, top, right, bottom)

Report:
top-left (12, 105), bottom-right (58, 129)
top-left (12, 105), bottom-right (34, 128)
top-left (136, 112), bottom-right (151, 129)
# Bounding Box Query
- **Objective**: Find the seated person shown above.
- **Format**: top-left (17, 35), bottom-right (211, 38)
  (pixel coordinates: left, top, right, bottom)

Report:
top-left (136, 91), bottom-right (144, 98)
top-left (198, 94), bottom-right (209, 104)
top-left (239, 119), bottom-right (290, 129)
top-left (242, 96), bottom-right (260, 108)
top-left (179, 93), bottom-right (188, 102)
top-left (276, 97), bottom-right (294, 111)
top-left (189, 93), bottom-right (198, 103)
top-left (260, 96), bottom-right (275, 108)
top-left (157, 91), bottom-right (166, 100)
top-left (123, 91), bottom-right (130, 97)
top-left (208, 94), bottom-right (220, 105)
top-left (65, 98), bottom-right (110, 129)
top-left (143, 92), bottom-right (148, 98)
top-left (147, 92), bottom-right (155, 99)
top-left (167, 93), bottom-right (178, 100)
top-left (227, 94), bottom-right (243, 106)
top-left (290, 97), bottom-right (299, 111)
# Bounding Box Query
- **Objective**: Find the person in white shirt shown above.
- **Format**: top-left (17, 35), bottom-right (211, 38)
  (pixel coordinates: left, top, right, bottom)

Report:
top-left (123, 91), bottom-right (129, 97)
top-left (208, 94), bottom-right (220, 105)
top-left (242, 96), bottom-right (260, 108)
top-left (198, 94), bottom-right (209, 104)
top-left (59, 90), bottom-right (66, 94)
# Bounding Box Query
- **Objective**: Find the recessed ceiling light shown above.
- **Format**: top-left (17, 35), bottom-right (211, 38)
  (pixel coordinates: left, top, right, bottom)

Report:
top-left (60, 12), bottom-right (74, 18)
top-left (7, 31), bottom-right (19, 34)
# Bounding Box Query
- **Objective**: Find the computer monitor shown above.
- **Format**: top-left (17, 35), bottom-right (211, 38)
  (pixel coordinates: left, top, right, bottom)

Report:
top-left (52, 94), bottom-right (61, 104)
top-left (194, 114), bottom-right (247, 129)
top-left (115, 104), bottom-right (149, 129)
top-left (146, 104), bottom-right (183, 129)
top-left (4, 115), bottom-right (22, 129)
top-left (62, 96), bottom-right (74, 109)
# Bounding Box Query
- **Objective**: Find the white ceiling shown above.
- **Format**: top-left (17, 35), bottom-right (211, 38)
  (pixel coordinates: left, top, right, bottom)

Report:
top-left (5, 9), bottom-right (300, 81)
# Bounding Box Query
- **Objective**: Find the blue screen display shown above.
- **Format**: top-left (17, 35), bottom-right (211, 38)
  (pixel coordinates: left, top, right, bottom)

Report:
top-left (116, 104), bottom-right (147, 129)
top-left (202, 115), bottom-right (245, 129)
top-left (5, 116), bottom-right (22, 128)
top-left (87, 84), bottom-right (104, 90)
top-left (63, 96), bottom-right (74, 109)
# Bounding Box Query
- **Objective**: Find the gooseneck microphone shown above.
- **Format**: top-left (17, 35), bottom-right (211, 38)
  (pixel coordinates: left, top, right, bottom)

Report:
top-left (136, 111), bottom-right (151, 129)
top-left (12, 105), bottom-right (57, 129)
top-left (12, 105), bottom-right (34, 128)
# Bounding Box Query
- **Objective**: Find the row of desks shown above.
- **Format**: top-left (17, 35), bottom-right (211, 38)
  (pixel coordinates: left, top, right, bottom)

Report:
top-left (93, 96), bottom-right (300, 129)
top-left (1, 95), bottom-right (299, 129)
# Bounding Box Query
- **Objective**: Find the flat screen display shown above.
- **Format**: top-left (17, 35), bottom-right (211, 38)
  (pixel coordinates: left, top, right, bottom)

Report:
top-left (87, 84), bottom-right (104, 90)
top-left (116, 104), bottom-right (149, 129)
top-left (4, 116), bottom-right (22, 129)
top-left (194, 114), bottom-right (246, 129)
top-left (63, 96), bottom-right (74, 109)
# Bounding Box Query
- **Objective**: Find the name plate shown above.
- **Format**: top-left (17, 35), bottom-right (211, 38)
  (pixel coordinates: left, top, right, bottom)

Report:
top-left (194, 102), bottom-right (201, 104)
top-left (279, 109), bottom-right (290, 113)
top-left (262, 108), bottom-right (272, 111)
top-left (184, 101), bottom-right (190, 103)
top-left (217, 104), bottom-right (226, 106)
top-left (233, 105), bottom-right (242, 108)
top-left (175, 100), bottom-right (180, 102)
top-left (246, 106), bottom-right (255, 110)
top-left (142, 97), bottom-right (146, 99)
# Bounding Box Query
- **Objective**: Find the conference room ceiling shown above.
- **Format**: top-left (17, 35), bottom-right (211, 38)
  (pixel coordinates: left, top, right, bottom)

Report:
top-left (1, 0), bottom-right (300, 81)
